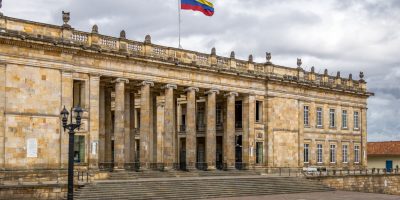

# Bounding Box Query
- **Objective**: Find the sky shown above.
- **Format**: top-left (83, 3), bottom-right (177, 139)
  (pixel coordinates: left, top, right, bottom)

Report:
top-left (2, 0), bottom-right (399, 141)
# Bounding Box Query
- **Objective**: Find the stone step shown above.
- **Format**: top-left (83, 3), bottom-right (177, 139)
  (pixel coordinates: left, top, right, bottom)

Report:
top-left (75, 176), bottom-right (332, 200)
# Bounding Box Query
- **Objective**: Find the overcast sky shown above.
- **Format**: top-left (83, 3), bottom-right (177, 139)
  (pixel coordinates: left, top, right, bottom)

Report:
top-left (2, 0), bottom-right (399, 141)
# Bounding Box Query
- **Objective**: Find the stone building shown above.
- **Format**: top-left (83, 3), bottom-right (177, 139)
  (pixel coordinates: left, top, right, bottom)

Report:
top-left (0, 13), bottom-right (373, 173)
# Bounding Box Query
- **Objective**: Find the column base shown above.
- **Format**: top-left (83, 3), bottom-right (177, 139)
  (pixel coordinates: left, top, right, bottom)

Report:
top-left (207, 166), bottom-right (216, 171)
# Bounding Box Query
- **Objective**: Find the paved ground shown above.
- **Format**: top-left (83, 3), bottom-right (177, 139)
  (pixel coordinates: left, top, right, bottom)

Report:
top-left (211, 191), bottom-right (400, 200)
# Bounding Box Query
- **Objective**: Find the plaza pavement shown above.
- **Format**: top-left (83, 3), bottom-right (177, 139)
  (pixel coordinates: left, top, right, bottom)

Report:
top-left (211, 191), bottom-right (400, 200)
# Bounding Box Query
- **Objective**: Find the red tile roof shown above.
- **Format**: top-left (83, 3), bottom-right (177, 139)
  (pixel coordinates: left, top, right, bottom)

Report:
top-left (368, 141), bottom-right (400, 156)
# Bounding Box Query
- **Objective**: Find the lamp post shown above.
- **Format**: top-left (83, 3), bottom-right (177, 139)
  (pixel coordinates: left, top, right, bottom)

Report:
top-left (60, 105), bottom-right (83, 200)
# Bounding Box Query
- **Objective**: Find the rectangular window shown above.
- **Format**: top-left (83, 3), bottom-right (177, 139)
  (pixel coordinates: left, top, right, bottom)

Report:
top-left (317, 144), bottom-right (323, 163)
top-left (256, 101), bottom-right (263, 123)
top-left (354, 145), bottom-right (360, 163)
top-left (216, 103), bottom-right (223, 125)
top-left (316, 107), bottom-right (323, 127)
top-left (304, 144), bottom-right (310, 163)
top-left (354, 111), bottom-right (359, 130)
top-left (330, 144), bottom-right (336, 163)
top-left (235, 101), bottom-right (243, 128)
top-left (136, 109), bottom-right (141, 128)
top-left (304, 106), bottom-right (309, 126)
top-left (256, 142), bottom-right (263, 164)
top-left (342, 145), bottom-right (348, 163)
top-left (342, 110), bottom-right (348, 128)
top-left (74, 135), bottom-right (85, 163)
top-left (73, 80), bottom-right (86, 107)
top-left (329, 109), bottom-right (336, 128)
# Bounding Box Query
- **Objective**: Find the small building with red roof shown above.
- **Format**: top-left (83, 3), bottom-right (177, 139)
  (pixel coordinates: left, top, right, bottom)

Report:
top-left (368, 141), bottom-right (400, 170)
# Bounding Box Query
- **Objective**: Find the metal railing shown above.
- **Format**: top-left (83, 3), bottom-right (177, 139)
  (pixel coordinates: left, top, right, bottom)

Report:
top-left (305, 168), bottom-right (400, 177)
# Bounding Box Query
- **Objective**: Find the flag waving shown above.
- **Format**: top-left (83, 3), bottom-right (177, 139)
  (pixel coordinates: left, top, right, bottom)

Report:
top-left (181, 0), bottom-right (214, 16)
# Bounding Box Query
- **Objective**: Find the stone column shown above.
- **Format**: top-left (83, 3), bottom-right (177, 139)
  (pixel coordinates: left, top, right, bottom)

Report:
top-left (163, 84), bottom-right (177, 169)
top-left (205, 89), bottom-right (219, 170)
top-left (185, 87), bottom-right (199, 170)
top-left (224, 92), bottom-right (238, 170)
top-left (114, 78), bottom-right (129, 169)
top-left (124, 90), bottom-right (131, 164)
top-left (89, 74), bottom-right (101, 169)
top-left (60, 70), bottom-right (73, 169)
top-left (99, 85), bottom-right (105, 163)
top-left (104, 87), bottom-right (113, 163)
top-left (0, 63), bottom-right (6, 169)
top-left (139, 81), bottom-right (154, 168)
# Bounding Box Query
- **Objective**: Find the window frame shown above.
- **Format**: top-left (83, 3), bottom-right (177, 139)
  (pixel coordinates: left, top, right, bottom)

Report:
top-left (329, 109), bottom-right (336, 128)
top-left (255, 101), bottom-right (263, 123)
top-left (342, 145), bottom-right (348, 163)
top-left (304, 106), bottom-right (310, 127)
top-left (304, 144), bottom-right (310, 163)
top-left (317, 144), bottom-right (323, 164)
top-left (316, 107), bottom-right (323, 128)
top-left (354, 145), bottom-right (360, 163)
top-left (330, 144), bottom-right (336, 163)
top-left (354, 111), bottom-right (360, 130)
top-left (342, 110), bottom-right (348, 129)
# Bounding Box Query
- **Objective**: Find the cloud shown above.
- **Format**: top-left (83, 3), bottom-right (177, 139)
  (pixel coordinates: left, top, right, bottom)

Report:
top-left (3, 0), bottom-right (399, 141)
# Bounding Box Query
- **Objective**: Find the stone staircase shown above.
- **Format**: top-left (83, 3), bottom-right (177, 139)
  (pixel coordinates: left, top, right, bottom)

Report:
top-left (108, 170), bottom-right (262, 180)
top-left (75, 172), bottom-right (333, 200)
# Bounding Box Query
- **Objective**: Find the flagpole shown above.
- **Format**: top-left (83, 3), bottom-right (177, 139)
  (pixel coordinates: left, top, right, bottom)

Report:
top-left (178, 0), bottom-right (182, 48)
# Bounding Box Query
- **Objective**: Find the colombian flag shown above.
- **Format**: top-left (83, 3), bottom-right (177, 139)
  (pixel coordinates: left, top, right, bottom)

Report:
top-left (181, 0), bottom-right (214, 16)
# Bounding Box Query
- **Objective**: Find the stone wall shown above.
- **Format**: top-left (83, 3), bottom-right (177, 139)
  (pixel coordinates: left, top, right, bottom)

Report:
top-left (312, 175), bottom-right (400, 195)
top-left (0, 184), bottom-right (67, 200)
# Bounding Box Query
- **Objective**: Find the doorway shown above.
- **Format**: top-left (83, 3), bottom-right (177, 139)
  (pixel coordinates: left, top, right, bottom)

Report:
top-left (180, 138), bottom-right (186, 170)
top-left (386, 160), bottom-right (393, 172)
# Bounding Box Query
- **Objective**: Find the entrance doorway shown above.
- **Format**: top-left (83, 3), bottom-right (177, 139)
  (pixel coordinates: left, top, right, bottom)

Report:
top-left (235, 135), bottom-right (243, 169)
top-left (196, 137), bottom-right (206, 170)
top-left (386, 160), bottom-right (393, 172)
top-left (216, 136), bottom-right (223, 170)
top-left (180, 138), bottom-right (186, 170)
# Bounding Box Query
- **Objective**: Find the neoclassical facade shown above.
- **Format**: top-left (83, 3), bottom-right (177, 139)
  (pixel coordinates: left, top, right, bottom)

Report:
top-left (0, 13), bottom-right (373, 172)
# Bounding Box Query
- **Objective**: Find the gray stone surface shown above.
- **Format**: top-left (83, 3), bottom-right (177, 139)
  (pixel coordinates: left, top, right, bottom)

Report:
top-left (211, 191), bottom-right (400, 200)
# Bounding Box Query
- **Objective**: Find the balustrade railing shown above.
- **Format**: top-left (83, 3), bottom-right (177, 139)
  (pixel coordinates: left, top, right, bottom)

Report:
top-left (71, 31), bottom-right (88, 44)
top-left (303, 167), bottom-right (400, 177)
top-left (100, 37), bottom-right (117, 49)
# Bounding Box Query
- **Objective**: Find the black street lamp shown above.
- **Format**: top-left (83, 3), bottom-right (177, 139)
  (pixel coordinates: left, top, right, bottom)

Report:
top-left (60, 105), bottom-right (83, 200)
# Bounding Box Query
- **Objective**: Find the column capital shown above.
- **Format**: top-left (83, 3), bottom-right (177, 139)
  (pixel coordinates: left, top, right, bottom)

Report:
top-left (205, 88), bottom-right (220, 95)
top-left (137, 80), bottom-right (154, 87)
top-left (224, 92), bottom-right (239, 97)
top-left (113, 78), bottom-right (129, 84)
top-left (184, 87), bottom-right (199, 93)
top-left (162, 84), bottom-right (177, 90)
top-left (89, 72), bottom-right (102, 78)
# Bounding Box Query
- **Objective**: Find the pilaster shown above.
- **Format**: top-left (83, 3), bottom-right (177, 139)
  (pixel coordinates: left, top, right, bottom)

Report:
top-left (60, 70), bottom-right (73, 169)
